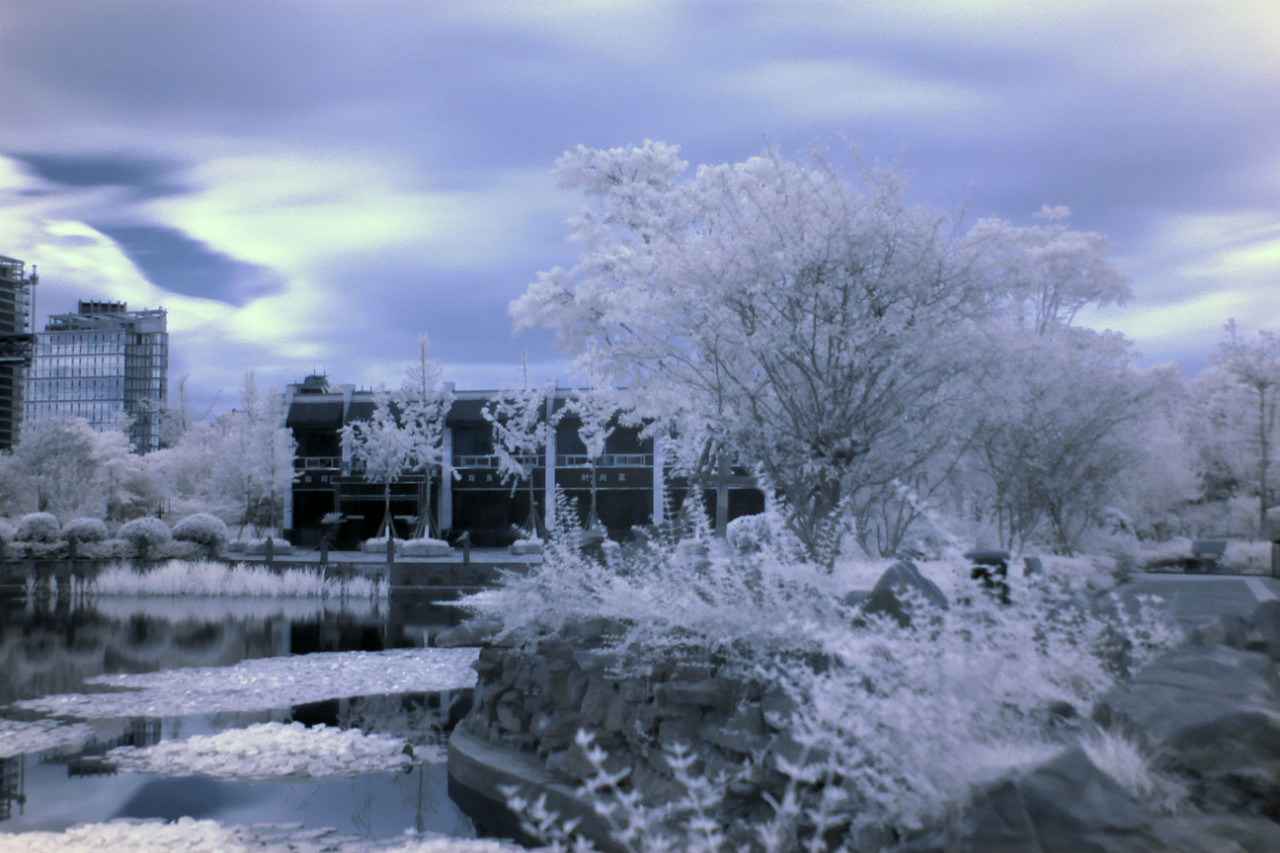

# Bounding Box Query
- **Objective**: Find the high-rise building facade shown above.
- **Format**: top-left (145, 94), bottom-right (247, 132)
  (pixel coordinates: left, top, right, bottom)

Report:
top-left (25, 301), bottom-right (168, 453)
top-left (0, 255), bottom-right (38, 451)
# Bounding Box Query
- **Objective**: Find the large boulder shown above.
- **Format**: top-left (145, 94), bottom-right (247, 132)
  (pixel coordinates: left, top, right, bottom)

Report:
top-left (851, 560), bottom-right (948, 628)
top-left (1092, 644), bottom-right (1280, 815)
top-left (904, 747), bottom-right (1166, 853)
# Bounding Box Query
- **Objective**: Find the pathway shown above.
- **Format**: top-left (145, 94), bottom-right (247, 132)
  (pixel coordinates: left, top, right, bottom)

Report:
top-left (1118, 572), bottom-right (1279, 628)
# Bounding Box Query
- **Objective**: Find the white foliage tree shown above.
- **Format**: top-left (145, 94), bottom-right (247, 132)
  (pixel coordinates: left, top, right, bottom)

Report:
top-left (966, 328), bottom-right (1164, 554)
top-left (398, 335), bottom-right (454, 539)
top-left (966, 204), bottom-right (1132, 338)
top-left (345, 389), bottom-right (416, 540)
top-left (567, 351), bottom-right (619, 531)
top-left (513, 141), bottom-right (1002, 559)
top-left (1199, 321), bottom-right (1280, 538)
top-left (344, 336), bottom-right (453, 540)
top-left (215, 373), bottom-right (298, 537)
top-left (0, 417), bottom-right (160, 521)
top-left (482, 366), bottom-right (550, 539)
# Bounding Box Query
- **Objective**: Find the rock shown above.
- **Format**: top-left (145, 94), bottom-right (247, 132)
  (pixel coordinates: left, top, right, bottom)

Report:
top-left (1093, 645), bottom-right (1280, 816)
top-left (1252, 599), bottom-right (1280, 662)
top-left (436, 618), bottom-right (501, 648)
top-left (859, 560), bottom-right (948, 628)
top-left (911, 747), bottom-right (1167, 853)
top-left (530, 710), bottom-right (584, 750)
top-left (1153, 813), bottom-right (1280, 852)
top-left (655, 679), bottom-right (734, 711)
top-left (495, 698), bottom-right (528, 734)
top-left (580, 679), bottom-right (629, 731)
top-left (540, 662), bottom-right (589, 711)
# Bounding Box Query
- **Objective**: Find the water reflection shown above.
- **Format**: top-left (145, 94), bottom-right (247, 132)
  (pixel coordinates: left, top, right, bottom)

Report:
top-left (0, 587), bottom-right (477, 842)
top-left (2, 691), bottom-right (472, 839)
top-left (0, 590), bottom-right (468, 705)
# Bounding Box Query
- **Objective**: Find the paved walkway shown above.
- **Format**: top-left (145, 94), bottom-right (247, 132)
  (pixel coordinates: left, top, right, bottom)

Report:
top-left (1118, 572), bottom-right (1280, 628)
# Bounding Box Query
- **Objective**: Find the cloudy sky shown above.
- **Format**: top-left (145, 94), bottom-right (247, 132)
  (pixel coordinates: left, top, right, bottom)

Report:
top-left (1, 1), bottom-right (1277, 414)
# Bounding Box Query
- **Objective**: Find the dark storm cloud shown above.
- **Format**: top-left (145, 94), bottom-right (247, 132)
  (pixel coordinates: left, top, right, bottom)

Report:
top-left (11, 152), bottom-right (190, 200)
top-left (91, 224), bottom-right (283, 307)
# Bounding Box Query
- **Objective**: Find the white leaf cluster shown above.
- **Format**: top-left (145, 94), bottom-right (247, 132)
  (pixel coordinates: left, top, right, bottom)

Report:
top-left (105, 721), bottom-right (410, 781)
top-left (512, 141), bottom-right (1143, 560)
top-left (88, 560), bottom-right (387, 599)
top-left (0, 819), bottom-right (528, 853)
top-left (20, 647), bottom-right (479, 719)
top-left (0, 718), bottom-right (95, 759)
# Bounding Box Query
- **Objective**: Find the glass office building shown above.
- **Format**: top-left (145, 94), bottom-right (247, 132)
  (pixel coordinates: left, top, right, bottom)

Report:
top-left (0, 255), bottom-right (38, 451)
top-left (25, 301), bottom-right (168, 453)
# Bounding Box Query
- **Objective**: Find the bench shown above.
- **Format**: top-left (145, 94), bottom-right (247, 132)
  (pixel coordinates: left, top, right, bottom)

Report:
top-left (1190, 539), bottom-right (1227, 572)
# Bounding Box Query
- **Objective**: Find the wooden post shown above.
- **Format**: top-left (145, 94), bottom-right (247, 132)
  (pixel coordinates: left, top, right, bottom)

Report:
top-left (716, 452), bottom-right (730, 538)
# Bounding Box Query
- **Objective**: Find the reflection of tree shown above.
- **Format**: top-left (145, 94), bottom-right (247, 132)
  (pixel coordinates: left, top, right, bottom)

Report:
top-left (47, 716), bottom-right (161, 778)
top-left (0, 755), bottom-right (24, 821)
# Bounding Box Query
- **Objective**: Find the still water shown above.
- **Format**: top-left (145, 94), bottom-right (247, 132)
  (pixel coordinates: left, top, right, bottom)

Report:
top-left (0, 582), bottom-right (477, 842)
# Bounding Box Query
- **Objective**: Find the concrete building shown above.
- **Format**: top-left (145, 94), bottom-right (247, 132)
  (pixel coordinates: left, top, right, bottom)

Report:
top-left (284, 375), bottom-right (764, 547)
top-left (0, 255), bottom-right (38, 451)
top-left (25, 300), bottom-right (168, 453)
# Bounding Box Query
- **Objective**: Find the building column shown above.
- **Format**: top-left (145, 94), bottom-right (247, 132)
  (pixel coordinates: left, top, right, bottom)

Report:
top-left (439, 427), bottom-right (453, 533)
top-left (544, 381), bottom-right (557, 527)
top-left (652, 434), bottom-right (665, 525)
top-left (544, 422), bottom-right (556, 528)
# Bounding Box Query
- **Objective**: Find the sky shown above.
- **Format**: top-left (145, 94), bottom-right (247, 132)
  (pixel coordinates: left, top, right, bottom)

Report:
top-left (1, 1), bottom-right (1278, 416)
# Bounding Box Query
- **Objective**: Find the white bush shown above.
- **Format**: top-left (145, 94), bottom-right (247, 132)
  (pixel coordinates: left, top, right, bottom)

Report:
top-left (15, 512), bottom-right (60, 543)
top-left (117, 516), bottom-right (173, 549)
top-left (60, 517), bottom-right (109, 544)
top-left (90, 560), bottom-right (388, 599)
top-left (470, 513), bottom-right (1184, 844)
top-left (403, 537), bottom-right (451, 557)
top-left (171, 513), bottom-right (230, 549)
top-left (0, 519), bottom-right (15, 541)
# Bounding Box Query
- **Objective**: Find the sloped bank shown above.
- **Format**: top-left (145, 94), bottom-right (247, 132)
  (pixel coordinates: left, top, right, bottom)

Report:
top-left (445, 568), bottom-right (1280, 852)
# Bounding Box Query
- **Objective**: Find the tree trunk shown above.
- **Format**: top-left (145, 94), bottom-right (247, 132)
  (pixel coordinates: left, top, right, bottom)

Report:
top-left (381, 482), bottom-right (394, 539)
top-left (1261, 388), bottom-right (1270, 541)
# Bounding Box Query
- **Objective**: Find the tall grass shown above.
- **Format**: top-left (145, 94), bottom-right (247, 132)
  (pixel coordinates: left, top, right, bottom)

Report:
top-left (88, 559), bottom-right (388, 599)
top-left (470, 506), bottom-right (1185, 849)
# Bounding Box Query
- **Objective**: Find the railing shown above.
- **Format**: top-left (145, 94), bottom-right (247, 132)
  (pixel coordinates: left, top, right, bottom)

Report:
top-left (452, 453), bottom-right (654, 469)
top-left (453, 454), bottom-right (499, 469)
top-left (556, 453), bottom-right (654, 468)
top-left (295, 456), bottom-right (340, 470)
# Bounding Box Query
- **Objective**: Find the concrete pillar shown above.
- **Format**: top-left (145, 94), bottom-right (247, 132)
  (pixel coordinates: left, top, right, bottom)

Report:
top-left (545, 381), bottom-right (558, 526)
top-left (652, 434), bottom-right (665, 526)
top-left (439, 427), bottom-right (453, 532)
top-left (340, 384), bottom-right (354, 475)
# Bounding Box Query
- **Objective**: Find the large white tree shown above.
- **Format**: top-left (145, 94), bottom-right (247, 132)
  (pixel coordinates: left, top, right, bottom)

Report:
top-left (513, 141), bottom-right (1077, 559)
top-left (964, 328), bottom-right (1167, 554)
top-left (0, 417), bottom-right (160, 521)
top-left (1197, 321), bottom-right (1280, 538)
top-left (344, 336), bottom-right (453, 540)
top-left (483, 369), bottom-right (551, 538)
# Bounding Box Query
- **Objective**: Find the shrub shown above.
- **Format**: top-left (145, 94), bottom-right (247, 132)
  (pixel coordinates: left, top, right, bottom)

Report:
top-left (469, 509), bottom-right (1185, 846)
top-left (172, 513), bottom-right (230, 550)
top-left (77, 538), bottom-right (132, 561)
top-left (0, 519), bottom-right (15, 541)
top-left (16, 512), bottom-right (60, 543)
top-left (60, 517), bottom-right (109, 544)
top-left (117, 517), bottom-right (173, 550)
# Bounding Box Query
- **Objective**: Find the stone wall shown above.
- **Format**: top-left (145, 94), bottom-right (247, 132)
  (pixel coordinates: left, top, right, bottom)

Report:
top-left (454, 619), bottom-right (785, 814)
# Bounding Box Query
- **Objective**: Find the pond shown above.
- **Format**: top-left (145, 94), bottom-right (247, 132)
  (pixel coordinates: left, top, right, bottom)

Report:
top-left (0, 576), bottom-right (483, 847)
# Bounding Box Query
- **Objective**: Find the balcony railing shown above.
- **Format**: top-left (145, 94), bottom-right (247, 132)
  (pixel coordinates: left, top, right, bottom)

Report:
top-left (451, 453), bottom-right (655, 469)
top-left (295, 456), bottom-right (340, 470)
top-left (556, 453), bottom-right (654, 468)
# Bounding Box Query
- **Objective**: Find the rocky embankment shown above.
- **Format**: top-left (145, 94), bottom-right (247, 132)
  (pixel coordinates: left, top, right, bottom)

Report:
top-left (444, 568), bottom-right (1280, 852)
